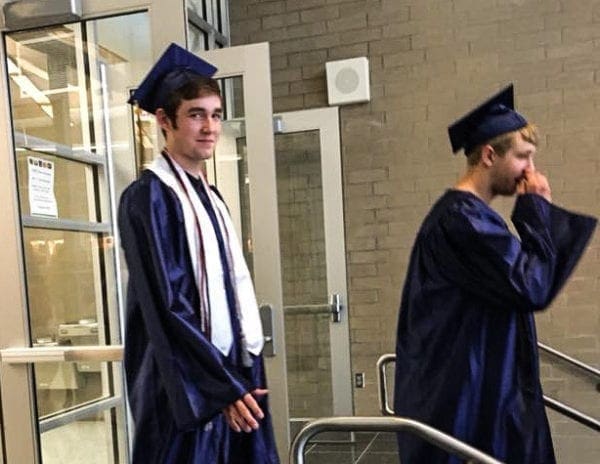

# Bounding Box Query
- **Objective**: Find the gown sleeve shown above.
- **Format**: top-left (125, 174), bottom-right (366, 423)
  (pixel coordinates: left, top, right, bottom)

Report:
top-left (434, 193), bottom-right (596, 312)
top-left (118, 175), bottom-right (253, 430)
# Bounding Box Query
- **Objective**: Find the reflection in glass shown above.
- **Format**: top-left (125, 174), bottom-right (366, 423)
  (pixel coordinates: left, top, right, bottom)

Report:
top-left (16, 151), bottom-right (93, 221)
top-left (23, 227), bottom-right (116, 418)
top-left (187, 0), bottom-right (208, 20)
top-left (188, 22), bottom-right (208, 53)
top-left (275, 130), bottom-right (332, 419)
top-left (40, 405), bottom-right (126, 464)
top-left (23, 228), bottom-right (112, 343)
top-left (212, 77), bottom-right (251, 271)
top-left (85, 12), bottom-right (154, 178)
top-left (7, 24), bottom-right (90, 149)
top-left (35, 361), bottom-right (102, 418)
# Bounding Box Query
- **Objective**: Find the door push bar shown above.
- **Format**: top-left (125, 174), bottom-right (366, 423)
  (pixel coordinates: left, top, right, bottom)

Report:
top-left (0, 345), bottom-right (123, 364)
top-left (282, 293), bottom-right (344, 323)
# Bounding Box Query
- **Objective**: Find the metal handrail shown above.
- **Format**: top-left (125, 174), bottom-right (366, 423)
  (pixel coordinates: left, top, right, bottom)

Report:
top-left (289, 416), bottom-right (503, 464)
top-left (538, 342), bottom-right (600, 379)
top-left (377, 353), bottom-right (600, 432)
top-left (543, 395), bottom-right (600, 432)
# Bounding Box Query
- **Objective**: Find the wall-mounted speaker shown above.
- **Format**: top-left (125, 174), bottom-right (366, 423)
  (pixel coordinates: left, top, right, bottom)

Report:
top-left (325, 57), bottom-right (370, 106)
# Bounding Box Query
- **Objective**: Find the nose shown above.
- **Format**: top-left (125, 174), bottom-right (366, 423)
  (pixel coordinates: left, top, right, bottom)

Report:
top-left (201, 117), bottom-right (216, 133)
top-left (528, 158), bottom-right (535, 170)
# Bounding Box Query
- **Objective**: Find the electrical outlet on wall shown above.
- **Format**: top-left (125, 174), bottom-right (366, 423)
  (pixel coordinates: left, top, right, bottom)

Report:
top-left (354, 372), bottom-right (365, 388)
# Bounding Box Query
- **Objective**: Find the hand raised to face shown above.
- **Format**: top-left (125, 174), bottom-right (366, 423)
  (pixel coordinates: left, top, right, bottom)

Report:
top-left (516, 168), bottom-right (552, 202)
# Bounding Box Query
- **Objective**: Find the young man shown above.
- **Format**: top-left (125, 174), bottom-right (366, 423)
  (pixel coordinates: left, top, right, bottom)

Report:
top-left (393, 85), bottom-right (596, 464)
top-left (118, 43), bottom-right (279, 463)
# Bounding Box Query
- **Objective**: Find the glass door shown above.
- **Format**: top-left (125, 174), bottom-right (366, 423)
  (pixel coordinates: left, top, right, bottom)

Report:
top-left (212, 106), bottom-right (353, 442)
top-left (273, 108), bottom-right (353, 436)
top-left (0, 11), bottom-right (153, 464)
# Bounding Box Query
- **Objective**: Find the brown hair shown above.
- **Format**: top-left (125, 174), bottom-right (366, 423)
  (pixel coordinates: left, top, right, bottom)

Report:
top-left (465, 123), bottom-right (539, 166)
top-left (162, 74), bottom-right (222, 130)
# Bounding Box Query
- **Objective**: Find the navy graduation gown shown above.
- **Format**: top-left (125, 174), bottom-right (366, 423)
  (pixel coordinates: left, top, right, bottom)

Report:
top-left (394, 190), bottom-right (596, 464)
top-left (118, 170), bottom-right (279, 463)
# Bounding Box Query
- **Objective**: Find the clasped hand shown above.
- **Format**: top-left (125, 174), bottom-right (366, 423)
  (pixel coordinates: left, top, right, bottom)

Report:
top-left (222, 388), bottom-right (268, 433)
top-left (516, 168), bottom-right (552, 202)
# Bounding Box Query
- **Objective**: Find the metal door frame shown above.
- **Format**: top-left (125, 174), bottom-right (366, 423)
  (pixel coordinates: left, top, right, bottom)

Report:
top-left (275, 107), bottom-right (353, 418)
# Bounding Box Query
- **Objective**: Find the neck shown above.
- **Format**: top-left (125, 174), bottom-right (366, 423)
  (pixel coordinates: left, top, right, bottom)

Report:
top-left (163, 147), bottom-right (204, 179)
top-left (455, 169), bottom-right (494, 204)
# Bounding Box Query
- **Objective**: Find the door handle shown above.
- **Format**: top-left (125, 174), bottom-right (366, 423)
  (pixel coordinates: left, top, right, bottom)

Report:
top-left (259, 304), bottom-right (275, 357)
top-left (330, 293), bottom-right (342, 323)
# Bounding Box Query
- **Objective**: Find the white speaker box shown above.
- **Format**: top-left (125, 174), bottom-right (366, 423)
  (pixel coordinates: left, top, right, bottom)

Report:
top-left (325, 57), bottom-right (370, 106)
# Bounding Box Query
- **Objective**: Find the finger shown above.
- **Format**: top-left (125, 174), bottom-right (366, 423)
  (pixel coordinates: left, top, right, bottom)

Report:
top-left (522, 167), bottom-right (534, 178)
top-left (252, 388), bottom-right (269, 398)
top-left (242, 393), bottom-right (265, 421)
top-left (223, 406), bottom-right (241, 433)
top-left (235, 398), bottom-right (260, 431)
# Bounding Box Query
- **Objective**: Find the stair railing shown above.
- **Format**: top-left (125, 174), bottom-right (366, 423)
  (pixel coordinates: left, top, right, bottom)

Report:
top-left (376, 347), bottom-right (600, 432)
top-left (289, 416), bottom-right (503, 464)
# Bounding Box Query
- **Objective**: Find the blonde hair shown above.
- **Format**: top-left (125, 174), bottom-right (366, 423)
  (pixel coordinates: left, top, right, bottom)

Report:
top-left (466, 124), bottom-right (539, 166)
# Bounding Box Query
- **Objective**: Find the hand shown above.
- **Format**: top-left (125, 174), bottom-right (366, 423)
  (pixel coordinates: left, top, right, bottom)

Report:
top-left (516, 168), bottom-right (552, 202)
top-left (222, 389), bottom-right (268, 433)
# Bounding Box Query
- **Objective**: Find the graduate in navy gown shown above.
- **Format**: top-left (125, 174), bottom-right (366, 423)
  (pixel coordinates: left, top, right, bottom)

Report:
top-left (118, 43), bottom-right (279, 463)
top-left (393, 84), bottom-right (596, 464)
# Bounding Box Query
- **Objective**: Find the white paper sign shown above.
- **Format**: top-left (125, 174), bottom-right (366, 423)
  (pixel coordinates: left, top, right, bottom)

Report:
top-left (28, 156), bottom-right (58, 217)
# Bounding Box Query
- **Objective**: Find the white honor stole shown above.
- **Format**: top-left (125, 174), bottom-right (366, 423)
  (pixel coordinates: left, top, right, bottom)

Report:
top-left (148, 154), bottom-right (264, 357)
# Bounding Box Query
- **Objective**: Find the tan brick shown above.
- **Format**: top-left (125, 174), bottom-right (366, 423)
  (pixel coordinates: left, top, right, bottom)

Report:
top-left (346, 236), bottom-right (377, 252)
top-left (300, 5), bottom-right (339, 23)
top-left (348, 263), bottom-right (378, 277)
top-left (271, 67), bottom-right (302, 84)
top-left (273, 94), bottom-right (304, 112)
top-left (327, 12), bottom-right (367, 32)
top-left (288, 49), bottom-right (328, 67)
top-left (290, 77), bottom-right (326, 94)
top-left (367, 8), bottom-right (410, 27)
top-left (349, 289), bottom-right (379, 304)
top-left (303, 92), bottom-right (328, 107)
top-left (251, 1), bottom-right (285, 17)
top-left (262, 12), bottom-right (300, 29)
top-left (370, 37), bottom-right (411, 56)
top-left (285, 0), bottom-right (325, 12)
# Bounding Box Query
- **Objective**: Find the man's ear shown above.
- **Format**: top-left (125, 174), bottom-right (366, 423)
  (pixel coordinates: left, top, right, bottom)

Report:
top-left (155, 108), bottom-right (170, 131)
top-left (481, 144), bottom-right (495, 168)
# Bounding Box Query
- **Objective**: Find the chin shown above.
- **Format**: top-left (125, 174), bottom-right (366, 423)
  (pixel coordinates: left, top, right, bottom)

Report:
top-left (494, 186), bottom-right (518, 197)
top-left (196, 152), bottom-right (214, 161)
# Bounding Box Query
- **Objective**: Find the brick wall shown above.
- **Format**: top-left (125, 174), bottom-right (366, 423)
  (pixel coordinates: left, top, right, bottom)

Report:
top-left (229, 1), bottom-right (600, 461)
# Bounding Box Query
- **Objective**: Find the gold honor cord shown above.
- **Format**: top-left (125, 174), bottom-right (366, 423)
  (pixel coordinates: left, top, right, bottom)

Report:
top-left (134, 103), bottom-right (144, 178)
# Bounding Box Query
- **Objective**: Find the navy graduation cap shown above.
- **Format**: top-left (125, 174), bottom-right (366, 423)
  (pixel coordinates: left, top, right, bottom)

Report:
top-left (128, 42), bottom-right (218, 114)
top-left (448, 84), bottom-right (528, 155)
